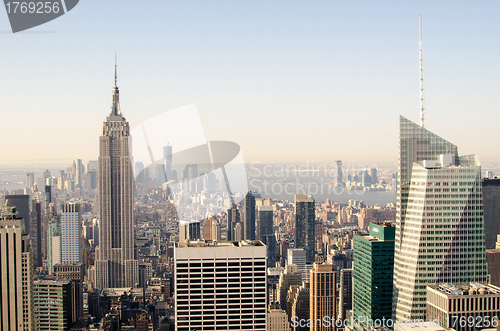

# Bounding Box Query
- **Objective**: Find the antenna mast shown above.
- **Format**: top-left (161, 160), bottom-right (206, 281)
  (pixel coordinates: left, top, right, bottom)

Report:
top-left (419, 14), bottom-right (425, 128)
top-left (114, 52), bottom-right (118, 87)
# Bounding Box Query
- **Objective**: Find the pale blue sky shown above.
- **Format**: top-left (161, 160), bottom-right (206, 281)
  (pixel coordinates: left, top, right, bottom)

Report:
top-left (0, 1), bottom-right (499, 165)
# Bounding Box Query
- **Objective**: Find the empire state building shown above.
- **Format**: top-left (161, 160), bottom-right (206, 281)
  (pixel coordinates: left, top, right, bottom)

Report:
top-left (95, 62), bottom-right (138, 289)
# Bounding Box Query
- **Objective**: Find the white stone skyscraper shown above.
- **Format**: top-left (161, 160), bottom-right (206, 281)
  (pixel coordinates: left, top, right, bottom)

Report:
top-left (61, 203), bottom-right (81, 264)
top-left (95, 62), bottom-right (138, 289)
top-left (393, 116), bottom-right (488, 320)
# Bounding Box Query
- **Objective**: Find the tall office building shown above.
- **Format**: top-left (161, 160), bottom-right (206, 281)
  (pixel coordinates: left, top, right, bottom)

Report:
top-left (294, 194), bottom-right (315, 263)
top-left (75, 159), bottom-right (84, 188)
top-left (335, 161), bottom-right (343, 187)
top-left (370, 168), bottom-right (378, 185)
top-left (174, 240), bottom-right (267, 331)
top-left (95, 63), bottom-right (138, 289)
top-left (310, 264), bottom-right (336, 331)
top-left (353, 222), bottom-right (395, 329)
top-left (291, 284), bottom-right (310, 331)
top-left (44, 185), bottom-right (51, 212)
top-left (482, 178), bottom-right (500, 249)
top-left (26, 172), bottom-right (35, 194)
top-left (203, 217), bottom-right (215, 241)
top-left (61, 203), bottom-right (81, 264)
top-left (337, 268), bottom-right (353, 321)
top-left (179, 220), bottom-right (201, 242)
top-left (288, 248), bottom-right (310, 282)
top-left (0, 207), bottom-right (34, 331)
top-left (30, 199), bottom-right (42, 268)
top-left (393, 117), bottom-right (488, 320)
top-left (53, 263), bottom-right (84, 324)
top-left (202, 217), bottom-right (221, 241)
top-left (227, 205), bottom-right (240, 241)
top-left (243, 191), bottom-right (256, 240)
top-left (257, 206), bottom-right (276, 266)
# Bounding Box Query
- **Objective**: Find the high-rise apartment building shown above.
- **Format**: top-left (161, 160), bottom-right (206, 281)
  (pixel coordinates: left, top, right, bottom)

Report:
top-left (393, 116), bottom-right (488, 320)
top-left (294, 194), bottom-right (315, 263)
top-left (95, 64), bottom-right (138, 289)
top-left (353, 222), bottom-right (395, 329)
top-left (0, 207), bottom-right (33, 331)
top-left (257, 206), bottom-right (276, 266)
top-left (243, 191), bottom-right (256, 240)
top-left (310, 264), bottom-right (336, 331)
top-left (61, 203), bottom-right (81, 264)
top-left (174, 240), bottom-right (267, 331)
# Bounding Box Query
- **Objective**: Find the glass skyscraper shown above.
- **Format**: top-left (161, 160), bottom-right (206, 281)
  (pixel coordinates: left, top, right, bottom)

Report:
top-left (393, 116), bottom-right (488, 320)
top-left (294, 194), bottom-right (315, 264)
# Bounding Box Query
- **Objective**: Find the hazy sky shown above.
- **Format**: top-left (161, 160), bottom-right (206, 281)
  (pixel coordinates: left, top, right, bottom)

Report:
top-left (1, 1), bottom-right (499, 166)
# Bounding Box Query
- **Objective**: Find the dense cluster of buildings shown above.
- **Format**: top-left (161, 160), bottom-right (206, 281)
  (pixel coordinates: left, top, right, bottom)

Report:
top-left (1, 68), bottom-right (500, 331)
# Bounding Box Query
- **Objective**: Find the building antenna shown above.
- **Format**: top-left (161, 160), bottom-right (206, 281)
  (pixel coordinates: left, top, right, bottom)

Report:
top-left (419, 14), bottom-right (425, 128)
top-left (114, 52), bottom-right (118, 87)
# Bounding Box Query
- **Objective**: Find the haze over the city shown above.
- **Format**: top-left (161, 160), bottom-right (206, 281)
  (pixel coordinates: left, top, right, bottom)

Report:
top-left (1, 1), bottom-right (499, 165)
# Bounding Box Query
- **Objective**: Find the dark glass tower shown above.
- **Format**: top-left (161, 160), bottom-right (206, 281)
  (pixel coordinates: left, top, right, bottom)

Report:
top-left (294, 194), bottom-right (315, 263)
top-left (243, 191), bottom-right (256, 240)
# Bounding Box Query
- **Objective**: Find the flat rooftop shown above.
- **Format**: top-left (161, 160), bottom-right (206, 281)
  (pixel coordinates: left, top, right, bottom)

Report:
top-left (176, 240), bottom-right (265, 248)
top-left (429, 283), bottom-right (500, 296)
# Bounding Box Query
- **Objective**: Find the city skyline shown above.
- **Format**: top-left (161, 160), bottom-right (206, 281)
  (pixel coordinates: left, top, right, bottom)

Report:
top-left (1, 2), bottom-right (500, 165)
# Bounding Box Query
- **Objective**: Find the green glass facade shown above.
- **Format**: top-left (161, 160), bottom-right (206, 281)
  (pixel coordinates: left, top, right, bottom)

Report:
top-left (352, 223), bottom-right (395, 329)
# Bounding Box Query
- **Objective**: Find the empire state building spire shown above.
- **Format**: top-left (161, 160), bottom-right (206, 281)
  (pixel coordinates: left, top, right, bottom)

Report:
top-left (109, 54), bottom-right (124, 121)
top-left (96, 57), bottom-right (138, 289)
